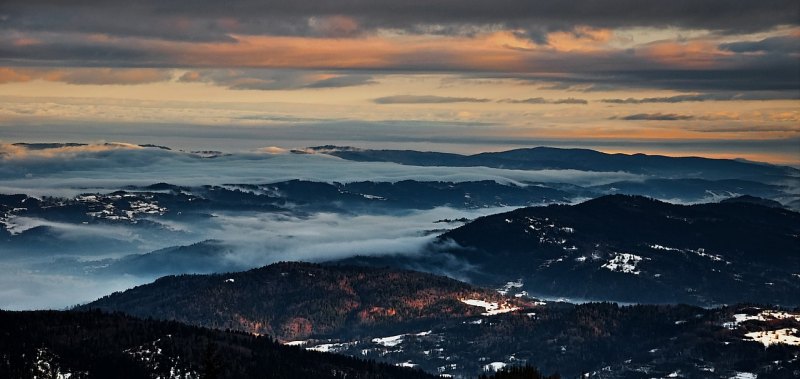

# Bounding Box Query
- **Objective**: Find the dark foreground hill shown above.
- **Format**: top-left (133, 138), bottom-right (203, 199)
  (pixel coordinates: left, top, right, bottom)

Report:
top-left (282, 302), bottom-right (800, 379)
top-left (0, 309), bottom-right (437, 379)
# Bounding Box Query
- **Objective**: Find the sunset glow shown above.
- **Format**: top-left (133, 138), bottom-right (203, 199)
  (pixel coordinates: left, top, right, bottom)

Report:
top-left (0, 0), bottom-right (798, 164)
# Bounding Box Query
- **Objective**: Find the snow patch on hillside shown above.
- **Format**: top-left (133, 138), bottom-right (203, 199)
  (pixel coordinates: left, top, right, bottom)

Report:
top-left (124, 337), bottom-right (198, 378)
top-left (483, 362), bottom-right (507, 372)
top-left (372, 334), bottom-right (405, 347)
top-left (461, 299), bottom-right (519, 316)
top-left (73, 193), bottom-right (170, 222)
top-left (745, 328), bottom-right (800, 347)
top-left (649, 244), bottom-right (681, 252)
top-left (360, 194), bottom-right (386, 200)
top-left (33, 347), bottom-right (87, 379)
top-left (372, 330), bottom-right (432, 347)
top-left (497, 279), bottom-right (523, 295)
top-left (649, 244), bottom-right (729, 264)
top-left (601, 253), bottom-right (648, 275)
top-left (306, 341), bottom-right (358, 353)
top-left (724, 310), bottom-right (800, 328)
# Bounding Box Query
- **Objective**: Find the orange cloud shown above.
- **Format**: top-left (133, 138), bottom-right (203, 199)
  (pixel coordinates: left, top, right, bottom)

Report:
top-left (179, 71), bottom-right (202, 82)
top-left (0, 67), bottom-right (33, 83)
top-left (0, 67), bottom-right (172, 85)
top-left (7, 26), bottom-right (776, 77)
top-left (12, 37), bottom-right (41, 47)
top-left (308, 15), bottom-right (360, 37)
top-left (547, 27), bottom-right (613, 52)
top-left (486, 31), bottom-right (539, 51)
top-left (770, 111), bottom-right (800, 122)
top-left (114, 29), bottom-right (734, 73)
top-left (152, 33), bottom-right (538, 72)
top-left (637, 40), bottom-right (729, 68)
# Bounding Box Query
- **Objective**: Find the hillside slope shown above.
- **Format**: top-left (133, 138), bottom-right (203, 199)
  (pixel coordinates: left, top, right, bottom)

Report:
top-left (82, 262), bottom-right (517, 340)
top-left (435, 195), bottom-right (800, 305)
top-left (0, 309), bottom-right (436, 379)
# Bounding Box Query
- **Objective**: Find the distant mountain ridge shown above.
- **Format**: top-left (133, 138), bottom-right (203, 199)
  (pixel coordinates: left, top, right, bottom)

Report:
top-left (721, 194), bottom-right (785, 208)
top-left (305, 145), bottom-right (799, 180)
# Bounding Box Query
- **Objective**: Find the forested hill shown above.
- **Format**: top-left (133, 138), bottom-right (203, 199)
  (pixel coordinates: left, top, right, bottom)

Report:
top-left (0, 309), bottom-right (437, 379)
top-left (81, 262), bottom-right (518, 341)
top-left (434, 194), bottom-right (800, 305)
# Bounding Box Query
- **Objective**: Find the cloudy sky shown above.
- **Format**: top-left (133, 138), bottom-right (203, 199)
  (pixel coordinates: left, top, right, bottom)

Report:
top-left (1, 0), bottom-right (798, 164)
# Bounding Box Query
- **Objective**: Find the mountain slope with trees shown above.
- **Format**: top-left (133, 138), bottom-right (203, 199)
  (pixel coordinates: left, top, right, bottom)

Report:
top-left (81, 262), bottom-right (517, 341)
top-left (433, 194), bottom-right (800, 305)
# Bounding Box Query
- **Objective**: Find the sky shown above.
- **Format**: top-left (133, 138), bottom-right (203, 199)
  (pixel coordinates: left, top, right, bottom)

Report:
top-left (1, 0), bottom-right (799, 164)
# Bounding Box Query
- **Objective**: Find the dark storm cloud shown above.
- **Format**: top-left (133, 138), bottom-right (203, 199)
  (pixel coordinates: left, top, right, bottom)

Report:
top-left (498, 97), bottom-right (588, 104)
top-left (305, 75), bottom-right (377, 89)
top-left (615, 113), bottom-right (695, 121)
top-left (601, 91), bottom-right (799, 104)
top-left (178, 70), bottom-right (376, 90)
top-left (1, 0), bottom-right (796, 43)
top-left (719, 36), bottom-right (800, 53)
top-left (456, 36), bottom-right (800, 94)
top-left (689, 125), bottom-right (800, 133)
top-left (611, 68), bottom-right (800, 92)
top-left (0, 4), bottom-right (797, 96)
top-left (549, 52), bottom-right (800, 92)
top-left (513, 66), bottom-right (799, 94)
top-left (0, 39), bottom-right (163, 68)
top-left (374, 95), bottom-right (491, 104)
top-left (55, 69), bottom-right (173, 85)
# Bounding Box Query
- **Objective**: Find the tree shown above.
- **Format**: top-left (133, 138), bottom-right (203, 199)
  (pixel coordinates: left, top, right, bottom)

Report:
top-left (201, 342), bottom-right (223, 379)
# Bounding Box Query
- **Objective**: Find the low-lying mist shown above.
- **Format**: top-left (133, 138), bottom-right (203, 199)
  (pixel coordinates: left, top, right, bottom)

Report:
top-left (1, 206), bottom-right (511, 310)
top-left (0, 143), bottom-right (644, 197)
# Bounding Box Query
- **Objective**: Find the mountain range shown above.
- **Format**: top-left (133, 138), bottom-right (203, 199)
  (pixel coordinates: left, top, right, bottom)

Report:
top-left (3, 143), bottom-right (800, 378)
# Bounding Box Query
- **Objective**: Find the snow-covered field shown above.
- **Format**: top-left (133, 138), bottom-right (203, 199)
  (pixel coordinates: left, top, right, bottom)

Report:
top-left (724, 310), bottom-right (800, 329)
top-left (722, 309), bottom-right (800, 347)
top-left (372, 330), bottom-right (433, 347)
top-left (305, 341), bottom-right (359, 353)
top-left (460, 299), bottom-right (520, 316)
top-left (745, 328), bottom-right (800, 347)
